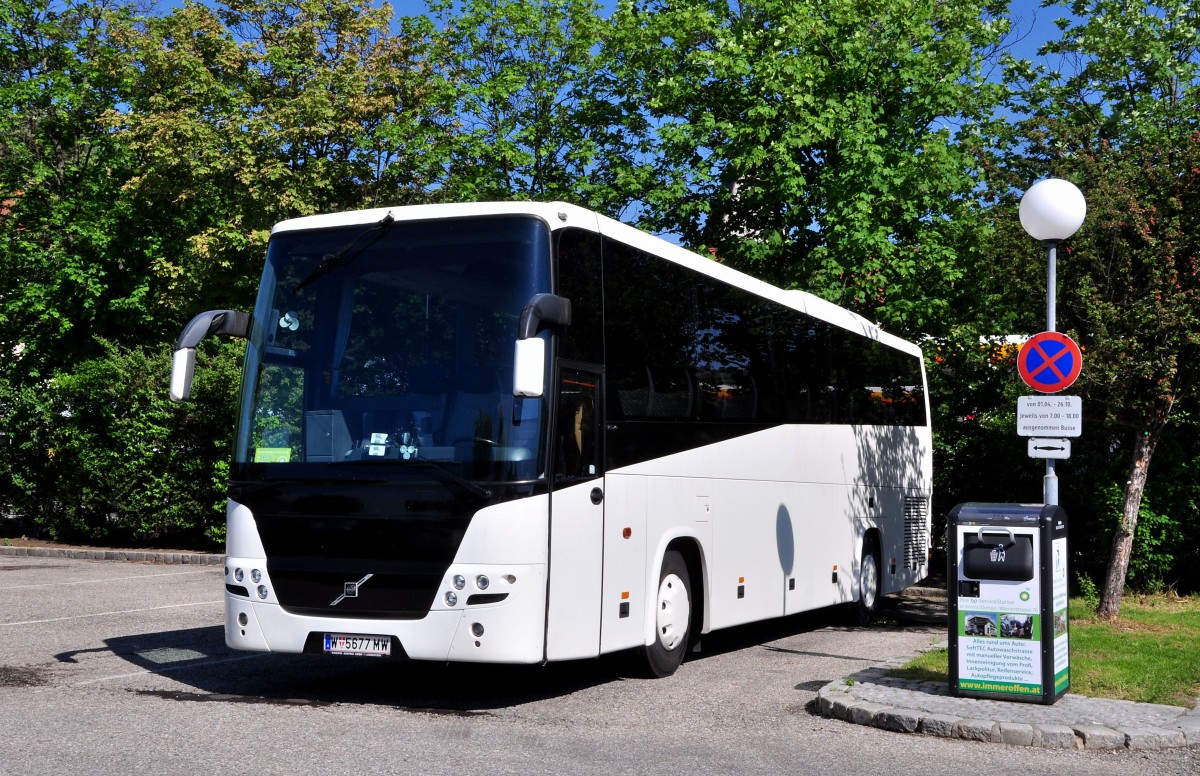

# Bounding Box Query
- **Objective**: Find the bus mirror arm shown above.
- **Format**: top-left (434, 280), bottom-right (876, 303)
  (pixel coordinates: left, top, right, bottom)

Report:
top-left (170, 310), bottom-right (252, 402)
top-left (516, 294), bottom-right (571, 340)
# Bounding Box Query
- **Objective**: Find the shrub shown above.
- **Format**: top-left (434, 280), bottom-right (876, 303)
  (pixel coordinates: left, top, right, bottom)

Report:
top-left (1, 338), bottom-right (241, 549)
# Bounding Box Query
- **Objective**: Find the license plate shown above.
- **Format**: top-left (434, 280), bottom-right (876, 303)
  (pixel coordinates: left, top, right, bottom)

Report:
top-left (323, 632), bottom-right (392, 657)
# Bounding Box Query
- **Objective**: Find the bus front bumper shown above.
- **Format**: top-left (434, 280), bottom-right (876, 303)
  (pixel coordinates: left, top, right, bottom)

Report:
top-left (224, 558), bottom-right (547, 664)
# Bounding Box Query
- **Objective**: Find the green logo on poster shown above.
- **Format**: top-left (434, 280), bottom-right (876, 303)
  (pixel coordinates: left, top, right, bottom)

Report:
top-left (1019, 591), bottom-right (1031, 602)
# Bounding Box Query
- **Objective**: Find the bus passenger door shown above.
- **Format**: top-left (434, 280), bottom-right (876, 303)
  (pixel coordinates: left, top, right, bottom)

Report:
top-left (546, 367), bottom-right (604, 661)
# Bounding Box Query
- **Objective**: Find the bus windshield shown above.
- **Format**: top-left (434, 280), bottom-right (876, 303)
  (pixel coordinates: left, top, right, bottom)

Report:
top-left (232, 215), bottom-right (552, 484)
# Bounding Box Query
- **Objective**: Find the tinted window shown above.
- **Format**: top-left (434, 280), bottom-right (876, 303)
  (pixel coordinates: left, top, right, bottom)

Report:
top-left (555, 228), bottom-right (604, 365)
top-left (602, 236), bottom-right (925, 427)
top-left (235, 215), bottom-right (553, 482)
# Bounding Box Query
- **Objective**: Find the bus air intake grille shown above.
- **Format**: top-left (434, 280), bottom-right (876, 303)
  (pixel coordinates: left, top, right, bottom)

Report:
top-left (903, 496), bottom-right (929, 569)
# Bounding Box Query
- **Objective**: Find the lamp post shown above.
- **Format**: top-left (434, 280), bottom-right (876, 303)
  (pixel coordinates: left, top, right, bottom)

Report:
top-left (1019, 178), bottom-right (1086, 505)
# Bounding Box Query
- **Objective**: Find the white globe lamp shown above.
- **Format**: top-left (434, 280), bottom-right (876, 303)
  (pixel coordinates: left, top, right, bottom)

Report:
top-left (1019, 178), bottom-right (1086, 243)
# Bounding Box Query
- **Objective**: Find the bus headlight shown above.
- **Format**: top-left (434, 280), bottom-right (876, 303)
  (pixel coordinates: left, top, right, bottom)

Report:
top-left (475, 575), bottom-right (490, 591)
top-left (256, 585), bottom-right (269, 600)
top-left (445, 591), bottom-right (458, 607)
top-left (453, 575), bottom-right (466, 590)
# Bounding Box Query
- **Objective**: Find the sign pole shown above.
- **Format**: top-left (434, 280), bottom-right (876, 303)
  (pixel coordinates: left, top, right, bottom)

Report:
top-left (1045, 240), bottom-right (1058, 506)
top-left (1019, 178), bottom-right (1085, 508)
top-left (1046, 242), bottom-right (1057, 334)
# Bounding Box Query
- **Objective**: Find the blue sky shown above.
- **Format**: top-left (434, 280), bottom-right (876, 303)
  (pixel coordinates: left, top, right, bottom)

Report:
top-left (159, 0), bottom-right (1078, 64)
top-left (381, 0), bottom-right (1076, 62)
top-left (1004, 0), bottom-right (1079, 61)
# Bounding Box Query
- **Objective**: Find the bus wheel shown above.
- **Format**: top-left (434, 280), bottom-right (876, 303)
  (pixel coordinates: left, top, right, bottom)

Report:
top-left (855, 536), bottom-right (880, 626)
top-left (642, 550), bottom-right (692, 677)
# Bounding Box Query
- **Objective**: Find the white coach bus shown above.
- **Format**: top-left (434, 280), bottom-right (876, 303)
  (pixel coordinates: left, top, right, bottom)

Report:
top-left (170, 201), bottom-right (932, 677)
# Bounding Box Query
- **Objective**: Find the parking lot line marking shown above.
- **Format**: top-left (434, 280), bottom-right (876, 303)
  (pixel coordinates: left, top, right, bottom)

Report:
top-left (70, 653), bottom-right (269, 688)
top-left (0, 600), bottom-right (222, 627)
top-left (0, 569), bottom-right (215, 591)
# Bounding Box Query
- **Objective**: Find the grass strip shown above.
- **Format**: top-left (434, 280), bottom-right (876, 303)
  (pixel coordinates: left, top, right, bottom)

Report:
top-left (889, 593), bottom-right (1200, 707)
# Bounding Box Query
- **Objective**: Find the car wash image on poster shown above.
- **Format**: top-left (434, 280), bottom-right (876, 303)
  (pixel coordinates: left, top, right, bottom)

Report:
top-left (947, 503), bottom-right (1069, 705)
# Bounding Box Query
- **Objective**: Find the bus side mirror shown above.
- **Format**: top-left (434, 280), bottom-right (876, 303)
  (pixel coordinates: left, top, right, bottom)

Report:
top-left (512, 294), bottom-right (570, 398)
top-left (170, 348), bottom-right (198, 402)
top-left (169, 309), bottom-right (252, 402)
top-left (513, 338), bottom-right (545, 397)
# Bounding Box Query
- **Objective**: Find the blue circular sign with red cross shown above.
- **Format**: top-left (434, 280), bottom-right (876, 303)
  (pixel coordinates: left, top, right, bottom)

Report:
top-left (1018, 331), bottom-right (1083, 393)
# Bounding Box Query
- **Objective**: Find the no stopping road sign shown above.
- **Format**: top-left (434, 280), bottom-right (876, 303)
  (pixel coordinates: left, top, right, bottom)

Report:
top-left (1017, 331), bottom-right (1082, 393)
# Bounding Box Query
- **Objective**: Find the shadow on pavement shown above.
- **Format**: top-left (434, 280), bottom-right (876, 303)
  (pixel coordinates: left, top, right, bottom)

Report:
top-left (62, 591), bottom-right (945, 713)
top-left (72, 626), bottom-right (624, 712)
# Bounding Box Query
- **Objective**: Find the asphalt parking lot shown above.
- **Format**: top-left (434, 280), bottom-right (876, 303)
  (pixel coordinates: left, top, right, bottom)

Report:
top-left (1, 554), bottom-right (1197, 775)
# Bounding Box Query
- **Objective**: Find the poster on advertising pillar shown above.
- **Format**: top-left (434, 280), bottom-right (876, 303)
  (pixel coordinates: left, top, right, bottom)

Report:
top-left (947, 503), bottom-right (1070, 705)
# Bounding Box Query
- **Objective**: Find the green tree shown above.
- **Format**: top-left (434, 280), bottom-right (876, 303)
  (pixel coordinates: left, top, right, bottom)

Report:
top-left (426, 0), bottom-right (623, 205)
top-left (214, 0), bottom-right (443, 212)
top-left (110, 0), bottom-right (445, 311)
top-left (1, 0), bottom-right (450, 543)
top-left (989, 0), bottom-right (1200, 615)
top-left (604, 0), bottom-right (1009, 334)
top-left (0, 0), bottom-right (140, 373)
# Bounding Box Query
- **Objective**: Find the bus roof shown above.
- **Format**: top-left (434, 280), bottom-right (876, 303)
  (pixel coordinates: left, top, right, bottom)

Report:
top-left (270, 201), bottom-right (921, 358)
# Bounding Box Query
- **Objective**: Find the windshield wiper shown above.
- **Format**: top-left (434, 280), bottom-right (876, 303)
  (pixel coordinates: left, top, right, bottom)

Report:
top-left (295, 212), bottom-right (395, 291)
top-left (330, 458), bottom-right (493, 499)
top-left (409, 460), bottom-right (494, 500)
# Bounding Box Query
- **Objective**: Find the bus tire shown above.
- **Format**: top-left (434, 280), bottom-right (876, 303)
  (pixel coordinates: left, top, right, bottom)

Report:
top-left (855, 535), bottom-right (881, 626)
top-left (642, 550), bottom-right (692, 677)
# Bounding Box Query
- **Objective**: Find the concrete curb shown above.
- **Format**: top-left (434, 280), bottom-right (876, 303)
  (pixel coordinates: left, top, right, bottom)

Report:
top-left (0, 545), bottom-right (222, 566)
top-left (817, 641), bottom-right (1200, 751)
top-left (898, 585), bottom-right (948, 601)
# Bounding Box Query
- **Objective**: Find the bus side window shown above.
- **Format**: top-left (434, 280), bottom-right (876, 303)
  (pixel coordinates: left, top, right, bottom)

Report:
top-left (555, 372), bottom-right (598, 481)
top-left (251, 361), bottom-right (305, 462)
top-left (613, 364), bottom-right (651, 418)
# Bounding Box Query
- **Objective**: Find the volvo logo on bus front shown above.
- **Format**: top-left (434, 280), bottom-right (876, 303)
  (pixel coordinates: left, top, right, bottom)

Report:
top-left (330, 573), bottom-right (374, 606)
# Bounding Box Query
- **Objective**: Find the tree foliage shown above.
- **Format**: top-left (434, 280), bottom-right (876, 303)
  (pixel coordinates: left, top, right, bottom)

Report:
top-left (0, 0), bottom-right (1196, 598)
top-left (109, 0), bottom-right (444, 312)
top-left (985, 0), bottom-right (1200, 613)
top-left (2, 339), bottom-right (241, 546)
top-left (1, 0), bottom-right (448, 544)
top-left (426, 0), bottom-right (622, 204)
top-left (604, 0), bottom-right (1009, 333)
top-left (0, 0), bottom-right (140, 372)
